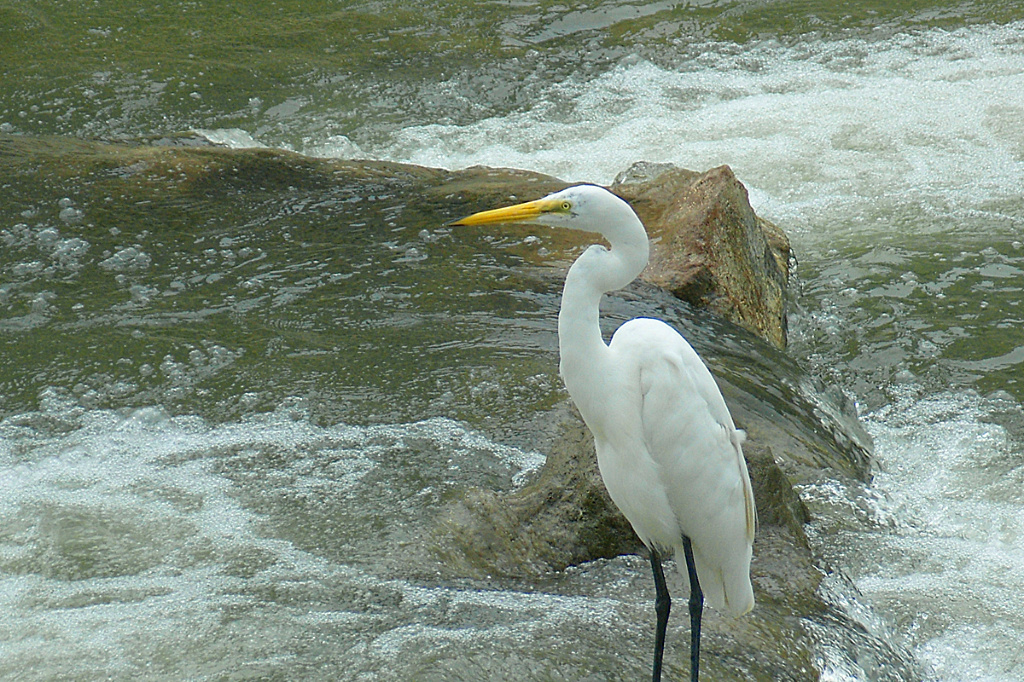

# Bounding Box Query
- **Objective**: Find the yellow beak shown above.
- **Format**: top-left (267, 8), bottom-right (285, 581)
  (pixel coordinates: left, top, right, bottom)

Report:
top-left (449, 198), bottom-right (559, 226)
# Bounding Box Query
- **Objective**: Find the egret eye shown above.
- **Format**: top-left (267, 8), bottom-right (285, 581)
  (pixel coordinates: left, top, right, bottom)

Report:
top-left (561, 201), bottom-right (572, 211)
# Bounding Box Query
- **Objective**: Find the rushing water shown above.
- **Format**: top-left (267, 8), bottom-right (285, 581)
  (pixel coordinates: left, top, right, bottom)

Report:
top-left (2, 1), bottom-right (1024, 680)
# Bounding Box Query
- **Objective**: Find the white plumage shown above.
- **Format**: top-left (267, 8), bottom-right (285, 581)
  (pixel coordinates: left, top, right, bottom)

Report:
top-left (586, 317), bottom-right (755, 616)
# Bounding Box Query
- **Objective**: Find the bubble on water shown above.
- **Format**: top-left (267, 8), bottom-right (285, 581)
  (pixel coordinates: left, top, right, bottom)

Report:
top-left (128, 283), bottom-right (156, 303)
top-left (51, 237), bottom-right (90, 265)
top-left (394, 246), bottom-right (427, 263)
top-left (35, 227), bottom-right (59, 246)
top-left (12, 261), bottom-right (43, 277)
top-left (29, 292), bottom-right (55, 314)
top-left (160, 354), bottom-right (183, 376)
top-left (98, 246), bottom-right (152, 271)
top-left (58, 207), bottom-right (84, 224)
top-left (302, 134), bottom-right (364, 159)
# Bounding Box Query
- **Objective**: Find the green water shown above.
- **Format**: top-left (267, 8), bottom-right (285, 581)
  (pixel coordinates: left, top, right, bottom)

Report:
top-left (0, 139), bottom-right (570, 432)
top-left (794, 208), bottom-right (1024, 410)
top-left (2, 0), bottom-right (1018, 147)
top-left (3, 0), bottom-right (1022, 418)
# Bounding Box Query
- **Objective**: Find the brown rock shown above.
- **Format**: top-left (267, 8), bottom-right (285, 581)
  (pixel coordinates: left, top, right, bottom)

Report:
top-left (612, 162), bottom-right (791, 349)
top-left (433, 408), bottom-right (640, 579)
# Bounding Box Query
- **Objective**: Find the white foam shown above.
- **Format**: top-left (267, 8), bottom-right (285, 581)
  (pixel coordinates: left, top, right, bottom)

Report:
top-left (372, 23), bottom-right (1024, 233)
top-left (0, 400), bottom-right (546, 677)
top-left (193, 127), bottom-right (366, 160)
top-left (855, 390), bottom-right (1024, 681)
top-left (193, 127), bottom-right (268, 149)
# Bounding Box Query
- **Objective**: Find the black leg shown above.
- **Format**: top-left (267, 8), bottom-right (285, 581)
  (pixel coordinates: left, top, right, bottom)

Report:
top-left (649, 547), bottom-right (671, 682)
top-left (682, 535), bottom-right (704, 682)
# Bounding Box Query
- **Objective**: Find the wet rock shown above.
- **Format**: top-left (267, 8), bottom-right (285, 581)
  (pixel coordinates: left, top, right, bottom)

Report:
top-left (434, 409), bottom-right (640, 579)
top-left (613, 161), bottom-right (791, 349)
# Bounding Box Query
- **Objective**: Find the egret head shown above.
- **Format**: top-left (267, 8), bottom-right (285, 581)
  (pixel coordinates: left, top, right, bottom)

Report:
top-left (450, 185), bottom-right (640, 239)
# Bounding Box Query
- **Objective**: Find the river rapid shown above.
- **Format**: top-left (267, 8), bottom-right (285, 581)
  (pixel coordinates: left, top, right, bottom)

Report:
top-left (2, 1), bottom-right (1023, 680)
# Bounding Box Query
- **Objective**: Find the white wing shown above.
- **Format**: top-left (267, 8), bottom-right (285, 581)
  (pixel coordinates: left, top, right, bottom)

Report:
top-left (610, 317), bottom-right (755, 616)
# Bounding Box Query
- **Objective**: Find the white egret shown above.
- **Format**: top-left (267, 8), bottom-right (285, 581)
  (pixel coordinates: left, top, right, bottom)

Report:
top-left (452, 185), bottom-right (756, 682)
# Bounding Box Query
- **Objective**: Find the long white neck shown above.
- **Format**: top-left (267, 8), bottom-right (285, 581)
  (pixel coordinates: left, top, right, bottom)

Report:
top-left (557, 213), bottom-right (650, 409)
